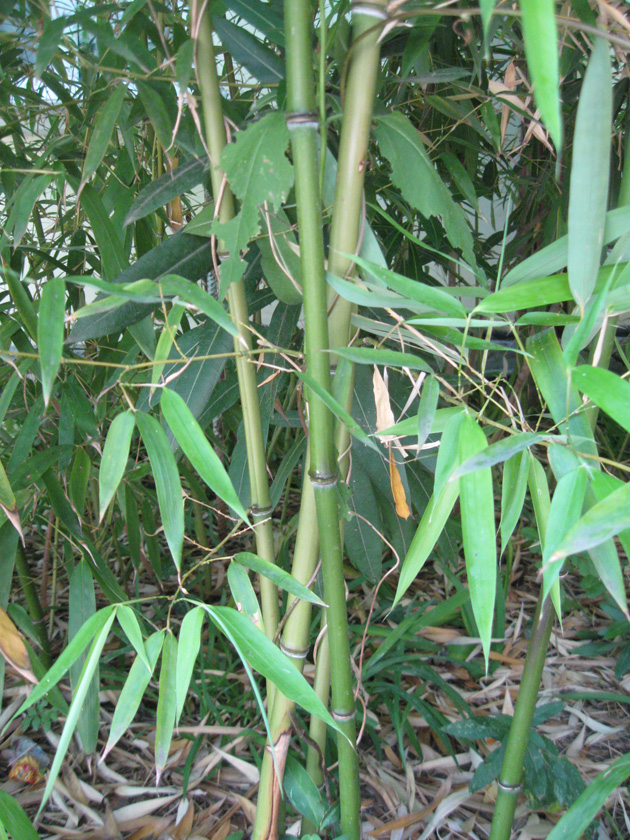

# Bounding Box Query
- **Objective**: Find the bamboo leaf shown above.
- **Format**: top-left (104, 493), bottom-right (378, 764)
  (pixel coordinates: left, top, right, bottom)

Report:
top-left (212, 16), bottom-right (284, 83)
top-left (135, 412), bottom-right (184, 571)
top-left (417, 375), bottom-right (440, 450)
top-left (223, 0), bottom-right (285, 46)
top-left (160, 388), bottom-right (248, 522)
top-left (568, 38), bottom-right (612, 311)
top-left (158, 274), bottom-right (239, 337)
top-left (393, 480), bottom-right (459, 607)
top-left (6, 174), bottom-right (53, 247)
top-left (0, 791), bottom-right (40, 840)
top-left (205, 605), bottom-right (344, 737)
top-left (175, 608), bottom-right (203, 722)
top-left (77, 182), bottom-right (126, 282)
top-left (546, 752), bottom-right (630, 840)
top-left (0, 460), bottom-right (22, 541)
top-left (38, 277), bottom-right (65, 407)
top-left (293, 370), bottom-right (379, 452)
top-left (68, 560), bottom-right (99, 753)
top-left (235, 552), bottom-right (326, 607)
top-left (116, 605), bottom-right (150, 671)
top-left (104, 631), bottom-right (163, 758)
top-left (227, 563), bottom-right (263, 626)
top-left (155, 631), bottom-right (178, 782)
top-left (452, 432), bottom-right (553, 478)
top-left (39, 610), bottom-right (116, 812)
top-left (549, 481), bottom-right (630, 565)
top-left (136, 81), bottom-right (174, 151)
top-left (500, 451), bottom-right (529, 555)
top-left (458, 413), bottom-right (496, 669)
top-left (541, 469), bottom-right (588, 601)
top-left (36, 17), bottom-right (66, 77)
top-left (333, 346), bottom-right (432, 373)
top-left (572, 365), bottom-right (630, 434)
top-left (520, 0), bottom-right (562, 150)
top-left (480, 0), bottom-right (497, 39)
top-left (124, 158), bottom-right (209, 226)
top-left (151, 305), bottom-right (185, 394)
top-left (81, 87), bottom-right (126, 188)
top-left (588, 538), bottom-right (628, 618)
top-left (99, 411), bottom-right (135, 521)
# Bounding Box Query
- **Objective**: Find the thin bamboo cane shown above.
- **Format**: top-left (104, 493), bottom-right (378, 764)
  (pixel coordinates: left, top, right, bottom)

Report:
top-left (194, 9), bottom-right (278, 644)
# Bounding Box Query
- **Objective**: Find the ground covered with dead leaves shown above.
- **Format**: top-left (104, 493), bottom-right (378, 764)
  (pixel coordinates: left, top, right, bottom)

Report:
top-left (1, 544), bottom-right (630, 840)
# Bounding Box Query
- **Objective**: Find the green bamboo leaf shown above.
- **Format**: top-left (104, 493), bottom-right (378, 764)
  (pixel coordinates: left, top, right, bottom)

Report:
top-left (175, 607), bottom-right (204, 722)
top-left (155, 632), bottom-right (178, 782)
top-left (452, 432), bottom-right (553, 479)
top-left (104, 630), bottom-right (163, 758)
top-left (136, 81), bottom-right (174, 151)
top-left (212, 16), bottom-right (284, 83)
top-left (68, 560), bottom-right (99, 753)
top-left (458, 412), bottom-right (496, 670)
top-left (117, 605), bottom-right (150, 671)
top-left (77, 182), bottom-right (126, 282)
top-left (0, 791), bottom-right (40, 840)
top-left (36, 16), bottom-right (67, 77)
top-left (549, 481), bottom-right (630, 565)
top-left (417, 375), bottom-right (440, 451)
top-left (568, 38), bottom-right (612, 312)
top-left (69, 447), bottom-right (91, 516)
top-left (293, 370), bottom-right (379, 452)
top-left (393, 479), bottom-right (459, 607)
top-left (333, 346), bottom-right (432, 373)
top-left (0, 459), bottom-right (22, 541)
top-left (541, 469), bottom-right (588, 602)
top-left (258, 207), bottom-right (303, 304)
top-left (99, 411), bottom-right (135, 521)
top-left (223, 0), bottom-right (285, 46)
top-left (135, 412), bottom-right (184, 571)
top-left (500, 451), bottom-right (529, 555)
top-left (81, 87), bottom-right (126, 188)
top-left (160, 388), bottom-right (248, 522)
top-left (158, 274), bottom-right (239, 337)
top-left (235, 552), bottom-right (326, 607)
top-left (480, 0), bottom-right (497, 38)
top-left (39, 610), bottom-right (116, 812)
top-left (587, 538), bottom-right (628, 618)
top-left (546, 752), bottom-right (630, 840)
top-left (520, 0), bottom-right (562, 150)
top-left (151, 305), bottom-right (185, 394)
top-left (5, 174), bottom-right (53, 248)
top-left (124, 158), bottom-right (209, 227)
top-left (434, 411), bottom-right (466, 498)
top-left (37, 277), bottom-right (65, 407)
top-left (562, 273), bottom-right (614, 367)
top-left (503, 206), bottom-right (630, 288)
top-left (374, 113), bottom-right (477, 269)
top-left (227, 563), bottom-right (263, 626)
top-left (6, 609), bottom-right (115, 727)
top-left (348, 254), bottom-right (467, 318)
top-left (572, 365), bottom-right (630, 434)
top-left (205, 605), bottom-right (344, 737)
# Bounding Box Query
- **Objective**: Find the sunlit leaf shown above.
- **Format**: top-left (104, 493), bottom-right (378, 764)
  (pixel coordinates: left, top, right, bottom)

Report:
top-left (155, 631), bottom-right (178, 782)
top-left (99, 411), bottom-right (135, 521)
top-left (38, 278), bottom-right (65, 407)
top-left (235, 552), bottom-right (326, 607)
top-left (520, 0), bottom-right (562, 150)
top-left (175, 608), bottom-right (204, 722)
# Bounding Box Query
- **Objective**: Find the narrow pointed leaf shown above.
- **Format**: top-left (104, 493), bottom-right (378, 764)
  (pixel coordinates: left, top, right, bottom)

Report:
top-left (452, 432), bottom-right (552, 478)
top-left (500, 451), bottom-right (529, 555)
top-left (549, 481), bottom-right (630, 564)
top-left (520, 0), bottom-right (562, 149)
top-left (124, 158), bottom-right (209, 226)
top-left (568, 39), bottom-right (612, 311)
top-left (417, 375), bottom-right (440, 450)
top-left (541, 468), bottom-right (587, 601)
top-left (99, 411), bottom-right (135, 521)
top-left (68, 561), bottom-right (99, 753)
top-left (39, 611), bottom-right (116, 812)
top-left (235, 552), bottom-right (326, 607)
top-left (0, 460), bottom-right (22, 541)
top-left (175, 608), bottom-right (204, 722)
top-left (155, 631), bottom-right (178, 781)
top-left (0, 792), bottom-right (41, 840)
top-left (104, 631), bottom-right (163, 758)
top-left (572, 365), bottom-right (630, 435)
top-left (38, 278), bottom-right (65, 407)
top-left (158, 275), bottom-right (239, 337)
top-left (160, 388), bottom-right (248, 522)
top-left (333, 346), bottom-right (432, 372)
top-left (227, 563), bottom-right (263, 626)
top-left (151, 305), bottom-right (185, 393)
top-left (117, 605), bottom-right (150, 671)
top-left (458, 413), bottom-right (496, 670)
top-left (135, 412), bottom-right (184, 570)
top-left (81, 86), bottom-right (126, 187)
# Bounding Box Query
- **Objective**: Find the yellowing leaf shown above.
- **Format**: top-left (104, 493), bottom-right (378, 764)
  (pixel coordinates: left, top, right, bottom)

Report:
top-left (389, 445), bottom-right (410, 520)
top-left (0, 607), bottom-right (37, 683)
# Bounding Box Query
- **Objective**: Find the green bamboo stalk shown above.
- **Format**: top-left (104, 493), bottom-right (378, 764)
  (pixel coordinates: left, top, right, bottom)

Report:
top-left (282, 3), bottom-right (360, 836)
top-left (194, 12), bottom-right (278, 643)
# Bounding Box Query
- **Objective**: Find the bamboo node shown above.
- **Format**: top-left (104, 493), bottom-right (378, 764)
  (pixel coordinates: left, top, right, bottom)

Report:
top-left (497, 780), bottom-right (522, 795)
top-left (310, 472), bottom-right (338, 488)
top-left (350, 1), bottom-right (389, 19)
top-left (332, 709), bottom-right (356, 722)
top-left (250, 504), bottom-right (273, 520)
top-left (285, 112), bottom-right (320, 130)
top-left (279, 641), bottom-right (309, 659)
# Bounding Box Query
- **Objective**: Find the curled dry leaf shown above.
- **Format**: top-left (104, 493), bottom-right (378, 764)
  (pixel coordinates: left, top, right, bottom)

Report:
top-left (0, 607), bottom-right (37, 683)
top-left (388, 445), bottom-right (410, 520)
